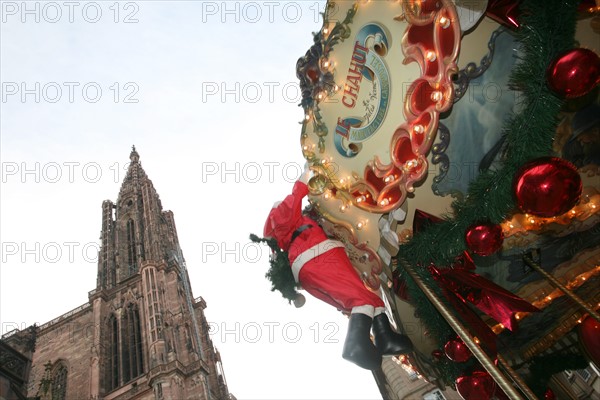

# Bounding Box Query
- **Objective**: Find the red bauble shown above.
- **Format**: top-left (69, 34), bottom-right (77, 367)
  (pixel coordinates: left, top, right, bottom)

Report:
top-left (444, 338), bottom-right (472, 362)
top-left (544, 388), bottom-right (556, 400)
top-left (306, 66), bottom-right (320, 84)
top-left (514, 157), bottom-right (582, 218)
top-left (578, 316), bottom-right (600, 367)
top-left (465, 223), bottom-right (504, 256)
top-left (456, 371), bottom-right (496, 400)
top-left (547, 48), bottom-right (600, 98)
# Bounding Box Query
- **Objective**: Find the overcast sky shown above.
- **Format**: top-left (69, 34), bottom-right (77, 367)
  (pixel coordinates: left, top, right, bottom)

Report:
top-left (0, 1), bottom-right (384, 399)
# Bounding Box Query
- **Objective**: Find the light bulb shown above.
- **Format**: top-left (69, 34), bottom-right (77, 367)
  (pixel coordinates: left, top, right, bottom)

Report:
top-left (439, 16), bottom-right (450, 29)
top-left (431, 91), bottom-right (443, 102)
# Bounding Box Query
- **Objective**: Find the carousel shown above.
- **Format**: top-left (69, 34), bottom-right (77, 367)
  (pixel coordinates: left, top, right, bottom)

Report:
top-left (253, 0), bottom-right (600, 398)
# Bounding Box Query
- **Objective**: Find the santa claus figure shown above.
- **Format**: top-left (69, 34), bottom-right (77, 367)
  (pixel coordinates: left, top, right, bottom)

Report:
top-left (260, 181), bottom-right (413, 370)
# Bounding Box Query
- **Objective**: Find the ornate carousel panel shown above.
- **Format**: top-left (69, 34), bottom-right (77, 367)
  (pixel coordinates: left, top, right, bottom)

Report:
top-left (255, 0), bottom-right (600, 397)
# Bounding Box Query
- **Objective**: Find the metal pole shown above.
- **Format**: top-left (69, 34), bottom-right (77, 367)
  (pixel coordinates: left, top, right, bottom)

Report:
top-left (523, 255), bottom-right (600, 323)
top-left (497, 355), bottom-right (539, 400)
top-left (399, 259), bottom-right (525, 400)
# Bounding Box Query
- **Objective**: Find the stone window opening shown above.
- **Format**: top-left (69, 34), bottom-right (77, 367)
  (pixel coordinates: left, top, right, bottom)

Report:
top-left (107, 314), bottom-right (119, 391)
top-left (51, 361), bottom-right (68, 400)
top-left (122, 303), bottom-right (144, 383)
top-left (126, 219), bottom-right (137, 274)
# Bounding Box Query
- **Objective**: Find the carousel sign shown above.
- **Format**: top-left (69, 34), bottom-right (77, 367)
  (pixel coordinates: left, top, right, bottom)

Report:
top-left (296, 0), bottom-right (460, 289)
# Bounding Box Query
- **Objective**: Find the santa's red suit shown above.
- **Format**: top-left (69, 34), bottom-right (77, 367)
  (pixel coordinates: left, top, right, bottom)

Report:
top-left (263, 181), bottom-right (385, 317)
top-left (262, 181), bottom-right (413, 370)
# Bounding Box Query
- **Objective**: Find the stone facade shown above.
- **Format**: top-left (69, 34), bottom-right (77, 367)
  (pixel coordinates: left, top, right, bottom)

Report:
top-left (3, 148), bottom-right (231, 400)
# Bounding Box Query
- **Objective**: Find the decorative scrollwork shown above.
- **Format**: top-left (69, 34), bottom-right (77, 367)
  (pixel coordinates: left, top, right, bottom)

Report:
top-left (297, 2), bottom-right (357, 152)
top-left (431, 122), bottom-right (451, 196)
top-left (453, 27), bottom-right (506, 102)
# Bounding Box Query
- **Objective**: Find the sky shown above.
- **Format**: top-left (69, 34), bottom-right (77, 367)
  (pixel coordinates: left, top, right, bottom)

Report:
top-left (0, 1), bottom-right (385, 399)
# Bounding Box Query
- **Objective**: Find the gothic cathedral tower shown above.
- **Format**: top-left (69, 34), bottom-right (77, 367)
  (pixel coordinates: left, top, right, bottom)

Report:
top-left (5, 148), bottom-right (231, 400)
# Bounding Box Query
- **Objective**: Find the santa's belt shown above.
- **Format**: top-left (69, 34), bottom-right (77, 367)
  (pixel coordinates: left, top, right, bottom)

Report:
top-left (290, 239), bottom-right (345, 282)
top-left (291, 224), bottom-right (314, 243)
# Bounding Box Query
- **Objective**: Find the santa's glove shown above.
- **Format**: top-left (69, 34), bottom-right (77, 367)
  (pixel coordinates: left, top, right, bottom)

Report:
top-left (373, 313), bottom-right (413, 356)
top-left (342, 314), bottom-right (382, 370)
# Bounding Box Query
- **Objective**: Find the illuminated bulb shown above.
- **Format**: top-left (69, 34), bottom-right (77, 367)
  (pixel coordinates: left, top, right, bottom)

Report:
top-left (302, 145), bottom-right (309, 151)
top-left (515, 314), bottom-right (521, 320)
top-left (591, 203), bottom-right (597, 209)
top-left (304, 114), bottom-right (311, 121)
top-left (321, 159), bottom-right (328, 165)
top-left (323, 28), bottom-right (329, 35)
top-left (334, 84), bottom-right (340, 91)
top-left (384, 175), bottom-right (394, 183)
top-left (546, 296), bottom-right (552, 301)
top-left (499, 323), bottom-right (504, 329)
top-left (571, 209), bottom-right (576, 215)
top-left (581, 276), bottom-right (586, 281)
top-left (356, 195), bottom-right (366, 203)
top-left (340, 178), bottom-right (345, 184)
top-left (413, 125), bottom-right (424, 134)
top-left (340, 204), bottom-right (347, 212)
top-left (324, 191), bottom-right (331, 199)
top-left (431, 91), bottom-right (443, 102)
top-left (317, 92), bottom-right (324, 100)
top-left (474, 337), bottom-right (480, 344)
top-left (530, 218), bottom-right (536, 224)
top-left (426, 51), bottom-right (436, 62)
top-left (577, 319), bottom-right (582, 323)
top-left (509, 223), bottom-right (514, 229)
top-left (357, 222), bottom-right (364, 230)
top-left (405, 159), bottom-right (418, 169)
top-left (439, 16), bottom-right (450, 29)
top-left (380, 198), bottom-right (390, 207)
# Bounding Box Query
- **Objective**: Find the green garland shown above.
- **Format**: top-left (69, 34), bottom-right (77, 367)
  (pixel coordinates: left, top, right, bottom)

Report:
top-left (526, 352), bottom-right (588, 397)
top-left (249, 234), bottom-right (299, 303)
top-left (393, 0), bottom-right (580, 383)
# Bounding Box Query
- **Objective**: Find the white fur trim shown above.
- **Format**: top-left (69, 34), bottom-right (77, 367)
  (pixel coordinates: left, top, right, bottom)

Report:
top-left (374, 307), bottom-right (386, 316)
top-left (291, 240), bottom-right (345, 282)
top-left (351, 305), bottom-right (375, 318)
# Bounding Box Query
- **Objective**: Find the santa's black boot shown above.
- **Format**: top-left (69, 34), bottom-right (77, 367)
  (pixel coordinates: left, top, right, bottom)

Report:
top-left (373, 313), bottom-right (413, 356)
top-left (342, 313), bottom-right (382, 370)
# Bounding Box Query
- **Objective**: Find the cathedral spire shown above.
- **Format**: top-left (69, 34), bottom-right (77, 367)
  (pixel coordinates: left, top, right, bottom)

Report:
top-left (97, 147), bottom-right (181, 288)
top-left (130, 145), bottom-right (139, 162)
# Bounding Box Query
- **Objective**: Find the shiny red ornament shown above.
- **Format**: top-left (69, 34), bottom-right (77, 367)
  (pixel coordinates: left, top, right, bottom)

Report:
top-left (465, 222), bottom-right (504, 256)
top-left (306, 66), bottom-right (320, 84)
top-left (544, 388), bottom-right (556, 400)
top-left (546, 48), bottom-right (600, 98)
top-left (578, 316), bottom-right (600, 367)
top-left (514, 157), bottom-right (582, 218)
top-left (456, 371), bottom-right (496, 400)
top-left (444, 338), bottom-right (472, 362)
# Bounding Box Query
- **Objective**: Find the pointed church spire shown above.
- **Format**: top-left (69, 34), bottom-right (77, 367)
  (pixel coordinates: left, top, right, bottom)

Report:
top-left (130, 145), bottom-right (139, 162)
top-left (97, 147), bottom-right (182, 288)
